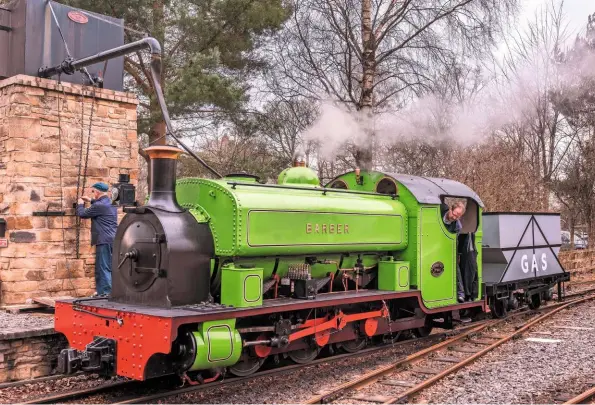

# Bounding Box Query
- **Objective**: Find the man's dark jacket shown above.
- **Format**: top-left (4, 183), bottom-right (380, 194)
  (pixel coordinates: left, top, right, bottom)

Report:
top-left (458, 233), bottom-right (479, 300)
top-left (76, 195), bottom-right (118, 245)
top-left (440, 203), bottom-right (478, 300)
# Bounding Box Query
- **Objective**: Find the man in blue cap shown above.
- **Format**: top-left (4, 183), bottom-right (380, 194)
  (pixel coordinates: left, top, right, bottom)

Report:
top-left (76, 182), bottom-right (118, 296)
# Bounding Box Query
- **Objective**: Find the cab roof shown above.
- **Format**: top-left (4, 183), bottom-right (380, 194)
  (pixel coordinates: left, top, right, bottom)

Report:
top-left (325, 171), bottom-right (484, 207)
top-left (386, 173), bottom-right (484, 208)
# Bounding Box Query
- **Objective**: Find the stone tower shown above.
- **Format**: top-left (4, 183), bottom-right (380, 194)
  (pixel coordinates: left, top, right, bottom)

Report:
top-left (0, 75), bottom-right (139, 305)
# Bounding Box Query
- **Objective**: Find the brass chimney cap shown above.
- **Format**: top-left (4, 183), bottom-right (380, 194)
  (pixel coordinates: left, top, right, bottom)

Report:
top-left (144, 145), bottom-right (184, 160)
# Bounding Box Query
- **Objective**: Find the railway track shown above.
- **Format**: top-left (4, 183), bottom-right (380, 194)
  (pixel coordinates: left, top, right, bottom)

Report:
top-left (304, 292), bottom-right (595, 404)
top-left (17, 324), bottom-right (479, 404)
top-left (17, 380), bottom-right (136, 405)
top-left (15, 287), bottom-right (595, 404)
top-left (105, 323), bottom-right (494, 404)
top-left (563, 386), bottom-right (595, 404)
top-left (564, 287), bottom-right (595, 300)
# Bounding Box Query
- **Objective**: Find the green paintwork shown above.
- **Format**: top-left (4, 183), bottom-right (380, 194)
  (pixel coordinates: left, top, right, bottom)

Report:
top-left (247, 210), bottom-right (404, 247)
top-left (393, 182), bottom-right (422, 289)
top-left (378, 258), bottom-right (410, 291)
top-left (220, 264), bottom-right (263, 308)
top-left (176, 178), bottom-right (408, 257)
top-left (329, 171), bottom-right (484, 309)
top-left (327, 171), bottom-right (392, 192)
top-left (189, 319), bottom-right (242, 371)
top-left (476, 208), bottom-right (483, 300)
top-left (175, 168), bottom-right (484, 312)
top-left (278, 166), bottom-right (320, 187)
top-left (419, 206), bottom-right (456, 306)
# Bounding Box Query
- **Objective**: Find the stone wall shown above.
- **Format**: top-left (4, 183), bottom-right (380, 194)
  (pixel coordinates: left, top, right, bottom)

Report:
top-left (0, 75), bottom-right (139, 304)
top-left (559, 249), bottom-right (595, 280)
top-left (0, 328), bottom-right (66, 383)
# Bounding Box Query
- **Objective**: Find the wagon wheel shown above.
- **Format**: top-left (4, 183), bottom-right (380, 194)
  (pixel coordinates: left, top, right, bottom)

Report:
top-left (287, 345), bottom-right (321, 364)
top-left (340, 337), bottom-right (367, 353)
top-left (528, 293), bottom-right (541, 310)
top-left (228, 355), bottom-right (267, 377)
top-left (489, 299), bottom-right (507, 319)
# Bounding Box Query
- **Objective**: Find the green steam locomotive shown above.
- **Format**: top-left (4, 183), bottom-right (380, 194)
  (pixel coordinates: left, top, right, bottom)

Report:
top-left (55, 145), bottom-right (568, 382)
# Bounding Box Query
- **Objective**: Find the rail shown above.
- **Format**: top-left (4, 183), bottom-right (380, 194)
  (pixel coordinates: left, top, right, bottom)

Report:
top-left (304, 291), bottom-right (595, 404)
top-left (226, 181), bottom-right (397, 198)
top-left (15, 324), bottom-right (479, 404)
top-left (563, 386), bottom-right (595, 404)
top-left (17, 289), bottom-right (595, 404)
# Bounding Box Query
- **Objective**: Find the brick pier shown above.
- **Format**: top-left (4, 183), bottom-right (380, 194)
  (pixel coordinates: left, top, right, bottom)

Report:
top-left (0, 75), bottom-right (139, 305)
top-left (0, 326), bottom-right (66, 382)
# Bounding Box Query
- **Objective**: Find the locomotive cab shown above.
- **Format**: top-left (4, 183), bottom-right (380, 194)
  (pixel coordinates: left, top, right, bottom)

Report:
top-left (326, 171), bottom-right (485, 309)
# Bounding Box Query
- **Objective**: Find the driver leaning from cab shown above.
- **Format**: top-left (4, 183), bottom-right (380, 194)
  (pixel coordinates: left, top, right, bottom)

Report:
top-left (441, 201), bottom-right (466, 302)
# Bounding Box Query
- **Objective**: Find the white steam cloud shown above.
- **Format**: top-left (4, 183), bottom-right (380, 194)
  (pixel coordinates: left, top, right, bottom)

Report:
top-left (302, 41), bottom-right (595, 161)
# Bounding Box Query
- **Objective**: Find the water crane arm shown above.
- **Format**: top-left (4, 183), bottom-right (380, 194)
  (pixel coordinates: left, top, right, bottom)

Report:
top-left (38, 37), bottom-right (223, 179)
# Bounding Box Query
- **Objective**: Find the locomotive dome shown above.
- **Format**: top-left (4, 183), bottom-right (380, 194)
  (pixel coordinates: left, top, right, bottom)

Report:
top-left (277, 166), bottom-right (320, 187)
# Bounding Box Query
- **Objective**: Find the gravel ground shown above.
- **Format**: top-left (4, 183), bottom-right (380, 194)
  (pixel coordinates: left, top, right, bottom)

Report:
top-left (163, 336), bottom-right (435, 405)
top-left (100, 331), bottom-right (463, 405)
top-left (15, 334), bottom-right (446, 404)
top-left (323, 311), bottom-right (545, 405)
top-left (3, 288), bottom-right (591, 404)
top-left (0, 374), bottom-right (115, 404)
top-left (418, 301), bottom-right (595, 404)
top-left (0, 310), bottom-right (556, 404)
top-left (0, 310), bottom-right (54, 332)
top-left (0, 327), bottom-right (474, 404)
top-left (563, 278), bottom-right (595, 295)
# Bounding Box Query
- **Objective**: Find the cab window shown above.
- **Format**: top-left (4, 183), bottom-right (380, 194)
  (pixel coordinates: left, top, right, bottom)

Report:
top-left (442, 196), bottom-right (478, 234)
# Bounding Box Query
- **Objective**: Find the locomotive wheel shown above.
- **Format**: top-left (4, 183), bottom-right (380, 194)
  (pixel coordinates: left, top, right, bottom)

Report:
top-left (528, 294), bottom-right (541, 309)
top-left (412, 316), bottom-right (433, 338)
top-left (340, 338), bottom-right (367, 353)
top-left (228, 356), bottom-right (266, 377)
top-left (413, 325), bottom-right (433, 338)
top-left (288, 346), bottom-right (321, 364)
top-left (489, 299), bottom-right (507, 319)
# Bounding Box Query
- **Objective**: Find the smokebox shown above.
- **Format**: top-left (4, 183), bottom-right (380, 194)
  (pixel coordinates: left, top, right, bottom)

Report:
top-left (0, 0), bottom-right (124, 91)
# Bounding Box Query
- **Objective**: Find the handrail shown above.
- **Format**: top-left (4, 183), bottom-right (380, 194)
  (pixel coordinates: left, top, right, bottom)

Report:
top-left (226, 181), bottom-right (398, 198)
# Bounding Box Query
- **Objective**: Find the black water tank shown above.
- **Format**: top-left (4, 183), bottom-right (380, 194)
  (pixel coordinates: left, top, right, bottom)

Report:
top-left (0, 0), bottom-right (124, 91)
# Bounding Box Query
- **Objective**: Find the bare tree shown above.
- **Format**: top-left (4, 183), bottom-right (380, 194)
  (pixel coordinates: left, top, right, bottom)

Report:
top-left (449, 136), bottom-right (545, 212)
top-left (378, 61), bottom-right (486, 176)
top-left (258, 100), bottom-right (318, 165)
top-left (267, 0), bottom-right (517, 169)
top-left (550, 11), bottom-right (595, 243)
top-left (497, 1), bottom-right (575, 209)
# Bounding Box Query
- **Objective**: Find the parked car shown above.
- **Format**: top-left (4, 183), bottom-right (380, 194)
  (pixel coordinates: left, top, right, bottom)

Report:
top-left (561, 231), bottom-right (587, 249)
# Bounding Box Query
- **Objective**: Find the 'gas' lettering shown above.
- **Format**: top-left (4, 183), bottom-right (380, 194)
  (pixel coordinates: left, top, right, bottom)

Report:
top-left (521, 253), bottom-right (548, 274)
top-left (521, 255), bottom-right (529, 273)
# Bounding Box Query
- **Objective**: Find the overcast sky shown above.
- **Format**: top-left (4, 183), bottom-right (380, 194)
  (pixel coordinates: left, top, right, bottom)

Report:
top-left (519, 0), bottom-right (594, 40)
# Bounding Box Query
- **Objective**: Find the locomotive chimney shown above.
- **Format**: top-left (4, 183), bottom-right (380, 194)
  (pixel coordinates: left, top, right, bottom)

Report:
top-left (293, 154), bottom-right (306, 167)
top-left (144, 145), bottom-right (184, 212)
